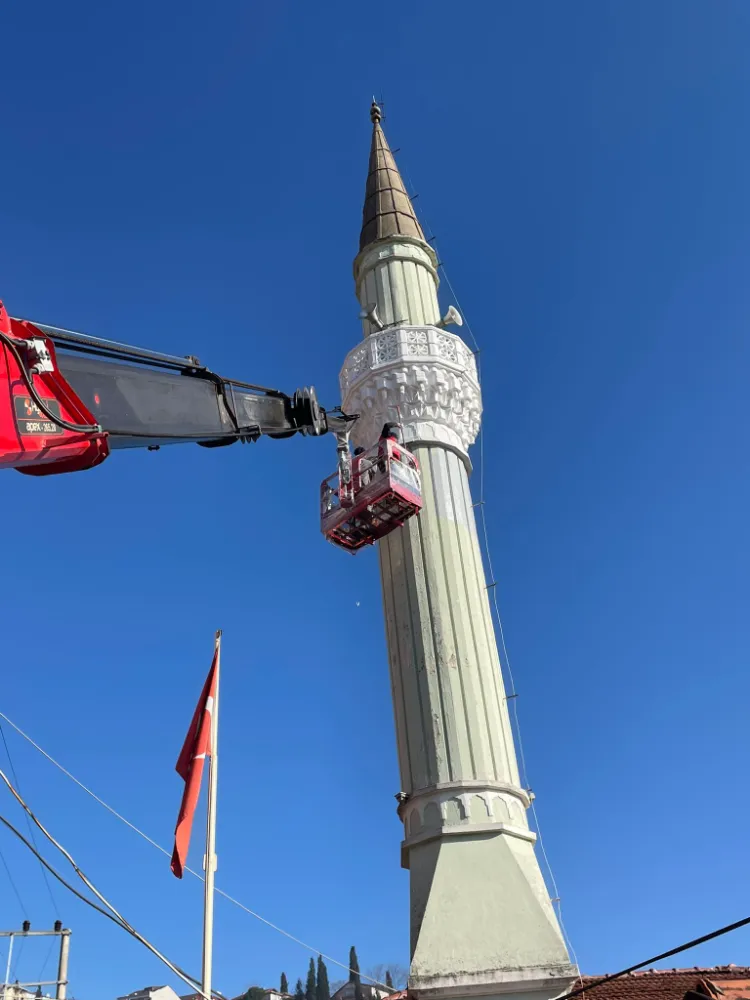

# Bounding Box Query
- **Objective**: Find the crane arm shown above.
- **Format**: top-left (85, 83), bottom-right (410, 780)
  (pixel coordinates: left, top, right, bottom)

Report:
top-left (0, 301), bottom-right (351, 476)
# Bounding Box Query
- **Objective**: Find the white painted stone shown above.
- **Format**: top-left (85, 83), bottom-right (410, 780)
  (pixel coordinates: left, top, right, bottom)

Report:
top-left (340, 326), bottom-right (481, 456)
top-left (354, 238), bottom-right (441, 337)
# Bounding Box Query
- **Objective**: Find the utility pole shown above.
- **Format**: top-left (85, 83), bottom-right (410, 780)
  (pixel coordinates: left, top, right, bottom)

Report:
top-left (55, 924), bottom-right (70, 1000)
top-left (0, 922), bottom-right (71, 1000)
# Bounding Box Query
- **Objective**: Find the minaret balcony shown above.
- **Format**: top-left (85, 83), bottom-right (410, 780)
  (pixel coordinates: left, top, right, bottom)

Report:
top-left (340, 324), bottom-right (482, 456)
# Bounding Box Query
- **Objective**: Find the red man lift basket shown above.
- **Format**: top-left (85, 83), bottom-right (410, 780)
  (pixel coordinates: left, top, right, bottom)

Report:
top-left (320, 438), bottom-right (423, 552)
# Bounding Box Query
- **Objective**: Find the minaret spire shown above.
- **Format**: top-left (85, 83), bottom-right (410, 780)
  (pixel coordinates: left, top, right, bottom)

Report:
top-left (360, 102), bottom-right (425, 251)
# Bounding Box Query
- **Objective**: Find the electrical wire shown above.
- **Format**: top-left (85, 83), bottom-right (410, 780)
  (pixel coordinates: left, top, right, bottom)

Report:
top-left (550, 913), bottom-right (750, 1000)
top-left (0, 711), bottom-right (393, 993)
top-left (0, 809), bottom-right (212, 999)
top-left (0, 719), bottom-right (61, 920)
top-left (0, 768), bottom-right (218, 1000)
top-left (11, 933), bottom-right (26, 985)
top-left (37, 938), bottom-right (58, 994)
top-left (0, 719), bottom-right (60, 984)
top-left (0, 840), bottom-right (29, 918)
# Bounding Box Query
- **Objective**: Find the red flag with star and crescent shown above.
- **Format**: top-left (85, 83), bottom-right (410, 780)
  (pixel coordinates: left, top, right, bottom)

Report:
top-left (170, 651), bottom-right (218, 879)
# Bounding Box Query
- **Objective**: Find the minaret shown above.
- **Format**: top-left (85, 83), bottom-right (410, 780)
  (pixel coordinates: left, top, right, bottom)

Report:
top-left (340, 104), bottom-right (577, 1000)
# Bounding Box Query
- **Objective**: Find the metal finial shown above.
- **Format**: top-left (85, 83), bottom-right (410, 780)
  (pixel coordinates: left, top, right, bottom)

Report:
top-left (370, 100), bottom-right (382, 124)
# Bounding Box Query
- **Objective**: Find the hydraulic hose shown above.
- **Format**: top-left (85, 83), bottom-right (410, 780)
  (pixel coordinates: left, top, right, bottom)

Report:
top-left (0, 331), bottom-right (103, 435)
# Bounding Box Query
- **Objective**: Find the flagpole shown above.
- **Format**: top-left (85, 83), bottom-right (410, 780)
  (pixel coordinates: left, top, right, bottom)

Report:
top-left (202, 629), bottom-right (221, 1000)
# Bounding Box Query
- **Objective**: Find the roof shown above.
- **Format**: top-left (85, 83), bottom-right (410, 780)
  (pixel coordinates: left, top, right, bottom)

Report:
top-left (225, 989), bottom-right (290, 1000)
top-left (331, 985), bottom-right (386, 997)
top-left (120, 990), bottom-right (168, 1000)
top-left (359, 102), bottom-right (425, 252)
top-left (366, 971), bottom-right (750, 1000)
top-left (576, 967), bottom-right (750, 999)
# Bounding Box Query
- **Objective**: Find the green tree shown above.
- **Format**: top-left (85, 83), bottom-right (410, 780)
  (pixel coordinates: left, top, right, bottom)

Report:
top-left (316, 956), bottom-right (330, 1000)
top-left (348, 947), bottom-right (363, 1000)
top-left (306, 957), bottom-right (317, 1000)
top-left (245, 988), bottom-right (267, 1000)
top-left (385, 972), bottom-right (393, 991)
top-left (295, 980), bottom-right (305, 1000)
top-left (281, 975), bottom-right (289, 995)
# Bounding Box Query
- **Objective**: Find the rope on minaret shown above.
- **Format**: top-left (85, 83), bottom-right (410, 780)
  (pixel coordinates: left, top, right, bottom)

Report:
top-left (384, 142), bottom-right (583, 974)
top-left (439, 257), bottom-right (583, 975)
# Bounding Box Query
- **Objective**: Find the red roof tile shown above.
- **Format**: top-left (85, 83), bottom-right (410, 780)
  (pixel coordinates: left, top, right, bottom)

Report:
top-left (576, 966), bottom-right (750, 999)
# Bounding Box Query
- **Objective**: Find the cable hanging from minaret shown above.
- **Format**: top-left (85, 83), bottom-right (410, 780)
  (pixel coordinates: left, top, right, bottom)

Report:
top-left (360, 108), bottom-right (581, 977)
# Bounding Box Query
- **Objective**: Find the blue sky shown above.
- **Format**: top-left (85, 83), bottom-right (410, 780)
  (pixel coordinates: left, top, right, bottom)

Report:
top-left (2, 1), bottom-right (750, 997)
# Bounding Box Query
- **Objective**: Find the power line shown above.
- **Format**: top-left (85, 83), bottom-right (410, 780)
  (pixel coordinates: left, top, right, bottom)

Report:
top-left (0, 721), bottom-right (65, 994)
top-left (37, 938), bottom-right (58, 992)
top-left (0, 840), bottom-right (29, 917)
top-left (11, 932), bottom-right (26, 985)
top-left (0, 808), bottom-right (212, 999)
top-left (0, 719), bottom-right (61, 919)
top-left (0, 710), bottom-right (393, 993)
top-left (1, 719), bottom-right (62, 983)
top-left (0, 722), bottom-right (33, 984)
top-left (551, 913), bottom-right (750, 1000)
top-left (0, 770), bottom-right (218, 1000)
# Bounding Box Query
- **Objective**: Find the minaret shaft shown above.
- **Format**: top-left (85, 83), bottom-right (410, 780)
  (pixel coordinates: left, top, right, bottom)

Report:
top-left (356, 240), bottom-right (441, 336)
top-left (380, 445), bottom-right (521, 795)
top-left (341, 105), bottom-right (576, 1000)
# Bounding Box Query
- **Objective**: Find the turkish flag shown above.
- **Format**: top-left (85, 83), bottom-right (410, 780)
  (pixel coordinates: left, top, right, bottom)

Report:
top-left (170, 651), bottom-right (218, 879)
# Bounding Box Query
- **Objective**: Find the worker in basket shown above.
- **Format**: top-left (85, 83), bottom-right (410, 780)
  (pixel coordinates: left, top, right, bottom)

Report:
top-left (344, 427), bottom-right (403, 537)
top-left (377, 422), bottom-right (402, 473)
top-left (353, 426), bottom-right (400, 491)
top-left (377, 422), bottom-right (419, 481)
top-left (353, 446), bottom-right (368, 489)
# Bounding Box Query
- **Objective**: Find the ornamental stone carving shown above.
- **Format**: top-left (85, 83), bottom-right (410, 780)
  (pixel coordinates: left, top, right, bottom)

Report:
top-left (340, 325), bottom-right (482, 456)
top-left (398, 781), bottom-right (536, 867)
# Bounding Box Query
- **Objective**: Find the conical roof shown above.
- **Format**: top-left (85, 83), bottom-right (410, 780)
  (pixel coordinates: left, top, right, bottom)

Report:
top-left (359, 102), bottom-right (426, 251)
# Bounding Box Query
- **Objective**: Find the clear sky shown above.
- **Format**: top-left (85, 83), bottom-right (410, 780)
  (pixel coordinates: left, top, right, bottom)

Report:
top-left (1, 2), bottom-right (750, 998)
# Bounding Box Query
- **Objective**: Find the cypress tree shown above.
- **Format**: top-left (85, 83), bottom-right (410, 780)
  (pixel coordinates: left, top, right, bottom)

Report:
top-left (306, 957), bottom-right (317, 1000)
top-left (281, 975), bottom-right (289, 995)
top-left (316, 956), bottom-right (330, 1000)
top-left (385, 973), bottom-right (393, 991)
top-left (295, 980), bottom-right (305, 1000)
top-left (348, 947), bottom-right (363, 1000)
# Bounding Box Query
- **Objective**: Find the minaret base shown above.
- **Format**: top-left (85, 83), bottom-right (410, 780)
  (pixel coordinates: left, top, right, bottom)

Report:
top-left (407, 832), bottom-right (577, 1000)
